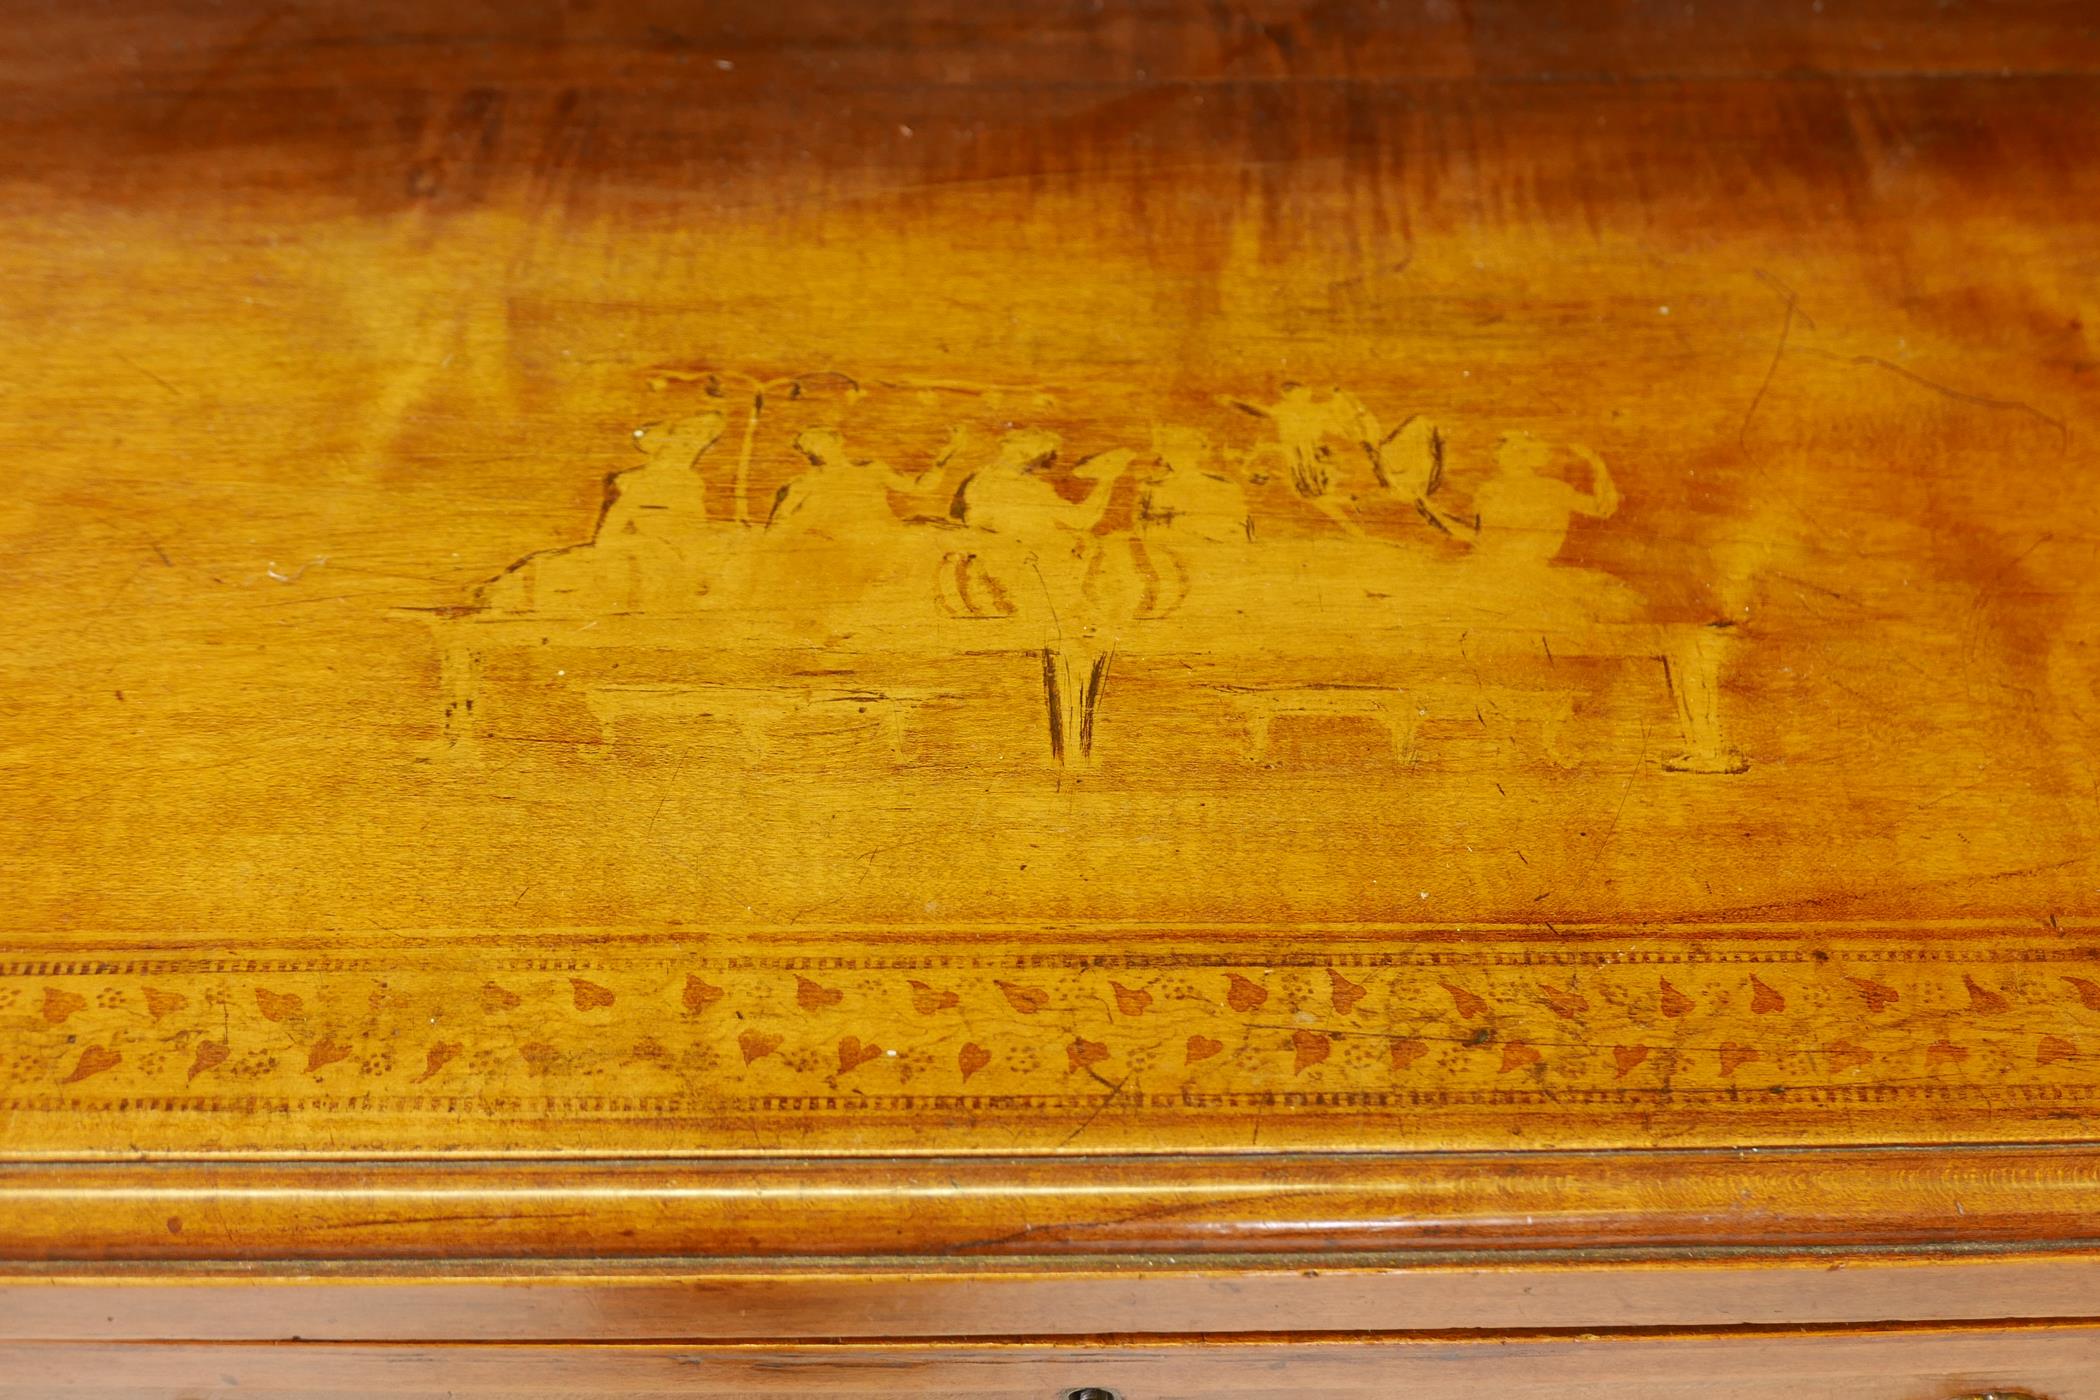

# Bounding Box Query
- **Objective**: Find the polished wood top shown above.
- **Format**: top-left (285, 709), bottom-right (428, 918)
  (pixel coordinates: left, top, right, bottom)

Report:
top-left (3, 3), bottom-right (2097, 1191)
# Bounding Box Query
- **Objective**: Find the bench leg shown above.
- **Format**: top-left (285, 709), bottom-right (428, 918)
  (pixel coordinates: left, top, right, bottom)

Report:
top-left (1661, 628), bottom-right (1748, 774)
top-left (1379, 703), bottom-right (1421, 764)
top-left (437, 634), bottom-right (481, 759)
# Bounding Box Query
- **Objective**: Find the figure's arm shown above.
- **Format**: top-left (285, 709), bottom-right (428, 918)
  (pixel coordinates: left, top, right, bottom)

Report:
top-left (1439, 503), bottom-right (1483, 542)
top-left (1437, 477), bottom-right (1485, 543)
top-left (1333, 390), bottom-right (1380, 446)
top-left (684, 412), bottom-right (730, 462)
top-left (885, 427), bottom-right (973, 496)
top-left (1374, 415), bottom-right (1444, 496)
top-left (879, 460), bottom-right (942, 493)
top-left (948, 473), bottom-right (981, 526)
top-left (888, 470), bottom-right (943, 494)
top-left (1067, 450), bottom-right (1133, 531)
top-left (638, 411), bottom-right (729, 474)
top-left (1571, 445), bottom-right (1618, 518)
top-left (765, 479), bottom-right (803, 528)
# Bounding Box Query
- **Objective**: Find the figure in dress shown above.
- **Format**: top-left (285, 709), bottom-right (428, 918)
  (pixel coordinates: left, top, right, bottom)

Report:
top-left (478, 410), bottom-right (729, 616)
top-left (1139, 426), bottom-right (1252, 545)
top-left (1370, 414), bottom-right (1472, 536)
top-left (745, 425), bottom-right (955, 642)
top-left (1460, 430), bottom-right (1618, 565)
top-left (766, 426), bottom-right (947, 537)
top-left (1218, 383), bottom-right (1378, 534)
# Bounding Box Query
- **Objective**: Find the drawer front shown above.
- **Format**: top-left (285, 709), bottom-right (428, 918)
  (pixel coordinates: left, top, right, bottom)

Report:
top-left (2, 1328), bottom-right (2094, 1399)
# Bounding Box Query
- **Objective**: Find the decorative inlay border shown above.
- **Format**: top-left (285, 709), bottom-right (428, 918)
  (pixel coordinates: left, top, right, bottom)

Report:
top-left (4, 933), bottom-right (2098, 1153)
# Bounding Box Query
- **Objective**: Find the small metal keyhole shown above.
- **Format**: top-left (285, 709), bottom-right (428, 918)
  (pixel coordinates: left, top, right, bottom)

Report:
top-left (1062, 1389), bottom-right (1122, 1400)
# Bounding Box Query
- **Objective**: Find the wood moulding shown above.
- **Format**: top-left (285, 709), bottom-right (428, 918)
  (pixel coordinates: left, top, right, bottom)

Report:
top-left (7, 1144), bottom-right (2100, 1263)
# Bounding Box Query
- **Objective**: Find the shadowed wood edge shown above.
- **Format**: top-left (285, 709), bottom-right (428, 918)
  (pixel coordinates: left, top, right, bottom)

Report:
top-left (4, 1323), bottom-right (2100, 1400)
top-left (5, 1145), bottom-right (2100, 1264)
top-left (11, 1254), bottom-right (2100, 1341)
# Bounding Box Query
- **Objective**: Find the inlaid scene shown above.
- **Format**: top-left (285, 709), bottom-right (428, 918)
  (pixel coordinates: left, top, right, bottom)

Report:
top-left (424, 375), bottom-right (1738, 776)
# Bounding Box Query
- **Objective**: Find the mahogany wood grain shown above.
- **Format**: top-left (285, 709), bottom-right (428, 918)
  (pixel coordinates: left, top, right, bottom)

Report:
top-left (5, 0), bottom-right (2100, 1380)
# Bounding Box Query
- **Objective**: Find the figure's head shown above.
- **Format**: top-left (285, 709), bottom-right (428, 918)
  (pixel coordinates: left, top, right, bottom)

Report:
top-left (993, 427), bottom-right (1061, 472)
top-left (792, 426), bottom-right (848, 465)
top-left (633, 411), bottom-right (727, 461)
top-left (1493, 431), bottom-right (1553, 476)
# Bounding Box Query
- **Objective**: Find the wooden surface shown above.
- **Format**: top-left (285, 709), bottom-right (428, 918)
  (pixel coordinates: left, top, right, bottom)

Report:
top-left (12, 1146), bottom-right (2100, 1261)
top-left (9, 1325), bottom-right (2100, 1399)
top-left (5, 0), bottom-right (2100, 1376)
top-left (17, 1251), bottom-right (2100, 1340)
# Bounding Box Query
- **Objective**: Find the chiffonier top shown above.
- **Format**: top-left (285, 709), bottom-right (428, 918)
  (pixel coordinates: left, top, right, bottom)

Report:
top-left (3, 2), bottom-right (2099, 1201)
